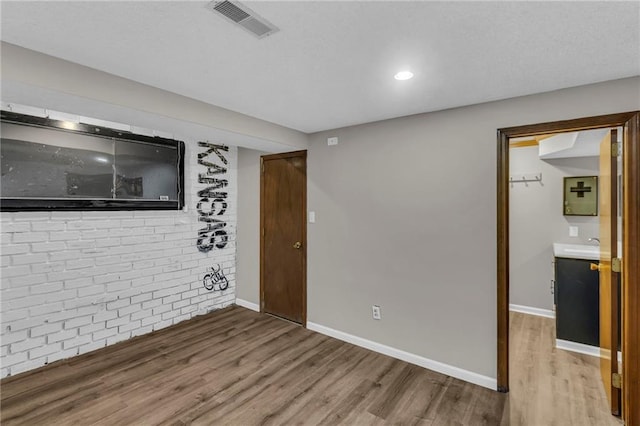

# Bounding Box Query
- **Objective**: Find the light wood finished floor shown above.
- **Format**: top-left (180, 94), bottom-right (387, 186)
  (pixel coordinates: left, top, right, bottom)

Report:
top-left (1, 306), bottom-right (504, 425)
top-left (0, 307), bottom-right (624, 425)
top-left (506, 311), bottom-right (623, 426)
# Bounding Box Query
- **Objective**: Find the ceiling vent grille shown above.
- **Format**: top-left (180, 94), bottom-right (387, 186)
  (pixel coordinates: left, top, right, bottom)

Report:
top-left (206, 1), bottom-right (279, 39)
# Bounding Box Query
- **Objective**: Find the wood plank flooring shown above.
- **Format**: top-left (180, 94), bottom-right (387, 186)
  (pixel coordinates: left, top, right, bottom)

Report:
top-left (506, 311), bottom-right (623, 426)
top-left (1, 306), bottom-right (504, 425)
top-left (0, 307), bottom-right (623, 425)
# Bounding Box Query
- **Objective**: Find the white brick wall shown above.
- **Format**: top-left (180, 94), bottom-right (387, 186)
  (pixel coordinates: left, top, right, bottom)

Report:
top-left (0, 111), bottom-right (238, 378)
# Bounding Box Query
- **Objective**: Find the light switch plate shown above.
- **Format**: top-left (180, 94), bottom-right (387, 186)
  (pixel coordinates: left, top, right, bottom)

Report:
top-left (309, 211), bottom-right (316, 223)
top-left (569, 226), bottom-right (579, 237)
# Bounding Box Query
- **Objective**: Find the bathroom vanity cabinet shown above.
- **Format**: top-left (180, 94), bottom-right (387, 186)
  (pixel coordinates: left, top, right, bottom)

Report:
top-left (554, 257), bottom-right (599, 346)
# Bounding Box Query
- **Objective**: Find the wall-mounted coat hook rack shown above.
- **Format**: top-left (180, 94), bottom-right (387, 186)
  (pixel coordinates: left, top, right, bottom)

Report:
top-left (509, 173), bottom-right (542, 183)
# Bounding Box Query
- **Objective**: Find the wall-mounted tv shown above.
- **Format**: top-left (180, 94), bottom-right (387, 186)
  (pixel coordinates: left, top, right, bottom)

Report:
top-left (1, 111), bottom-right (185, 211)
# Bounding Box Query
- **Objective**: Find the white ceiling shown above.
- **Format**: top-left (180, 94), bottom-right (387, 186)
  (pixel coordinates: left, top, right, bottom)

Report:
top-left (1, 1), bottom-right (639, 134)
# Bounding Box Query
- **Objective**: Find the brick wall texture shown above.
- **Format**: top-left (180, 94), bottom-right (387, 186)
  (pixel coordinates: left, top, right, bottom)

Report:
top-left (0, 114), bottom-right (237, 378)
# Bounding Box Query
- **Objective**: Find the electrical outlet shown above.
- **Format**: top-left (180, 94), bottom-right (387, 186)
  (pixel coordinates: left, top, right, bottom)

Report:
top-left (372, 305), bottom-right (381, 320)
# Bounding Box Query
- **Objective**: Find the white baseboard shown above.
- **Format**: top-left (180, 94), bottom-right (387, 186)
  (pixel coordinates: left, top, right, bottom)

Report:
top-left (235, 298), bottom-right (260, 312)
top-left (556, 339), bottom-right (623, 364)
top-left (509, 303), bottom-right (555, 319)
top-left (556, 339), bottom-right (600, 357)
top-left (306, 321), bottom-right (497, 391)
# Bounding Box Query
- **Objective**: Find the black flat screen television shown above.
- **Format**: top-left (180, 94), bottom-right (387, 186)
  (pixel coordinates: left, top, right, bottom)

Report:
top-left (0, 111), bottom-right (185, 211)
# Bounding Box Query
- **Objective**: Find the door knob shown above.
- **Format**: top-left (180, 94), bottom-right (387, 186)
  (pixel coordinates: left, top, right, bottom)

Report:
top-left (293, 241), bottom-right (302, 249)
top-left (590, 263), bottom-right (601, 271)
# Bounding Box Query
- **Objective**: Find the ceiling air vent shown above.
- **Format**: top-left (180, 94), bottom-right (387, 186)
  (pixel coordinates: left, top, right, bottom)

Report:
top-left (206, 1), bottom-right (279, 39)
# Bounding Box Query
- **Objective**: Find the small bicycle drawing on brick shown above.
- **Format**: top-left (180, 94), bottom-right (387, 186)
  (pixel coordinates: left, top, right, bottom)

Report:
top-left (203, 264), bottom-right (229, 291)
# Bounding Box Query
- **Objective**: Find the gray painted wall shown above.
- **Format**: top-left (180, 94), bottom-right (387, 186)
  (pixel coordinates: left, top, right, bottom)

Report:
top-left (236, 148), bottom-right (266, 306)
top-left (1, 42), bottom-right (309, 153)
top-left (509, 147), bottom-right (600, 311)
top-left (235, 76), bottom-right (640, 380)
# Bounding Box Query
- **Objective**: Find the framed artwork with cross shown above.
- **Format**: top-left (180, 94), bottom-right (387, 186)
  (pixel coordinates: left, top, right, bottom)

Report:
top-left (563, 176), bottom-right (598, 216)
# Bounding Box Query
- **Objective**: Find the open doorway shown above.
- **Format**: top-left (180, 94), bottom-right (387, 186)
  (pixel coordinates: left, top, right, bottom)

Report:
top-left (496, 112), bottom-right (640, 424)
top-left (507, 127), bottom-right (621, 424)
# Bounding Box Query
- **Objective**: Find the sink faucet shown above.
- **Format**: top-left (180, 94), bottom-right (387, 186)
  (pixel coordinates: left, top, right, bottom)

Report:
top-left (588, 237), bottom-right (600, 245)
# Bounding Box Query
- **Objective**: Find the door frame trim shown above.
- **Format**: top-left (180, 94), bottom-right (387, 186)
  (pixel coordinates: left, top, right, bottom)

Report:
top-left (260, 150), bottom-right (307, 327)
top-left (496, 111), bottom-right (640, 423)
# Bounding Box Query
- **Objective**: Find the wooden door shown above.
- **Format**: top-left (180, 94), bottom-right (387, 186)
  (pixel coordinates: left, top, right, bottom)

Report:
top-left (260, 151), bottom-right (306, 324)
top-left (498, 111), bottom-right (640, 423)
top-left (598, 129), bottom-right (621, 415)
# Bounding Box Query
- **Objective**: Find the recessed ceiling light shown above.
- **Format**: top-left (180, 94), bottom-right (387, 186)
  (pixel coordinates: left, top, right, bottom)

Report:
top-left (394, 71), bottom-right (413, 81)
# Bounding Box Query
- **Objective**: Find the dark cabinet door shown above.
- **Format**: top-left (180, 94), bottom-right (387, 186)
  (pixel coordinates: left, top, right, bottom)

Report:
top-left (555, 257), bottom-right (600, 346)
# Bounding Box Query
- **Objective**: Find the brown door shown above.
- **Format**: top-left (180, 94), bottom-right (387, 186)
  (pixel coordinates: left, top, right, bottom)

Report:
top-left (260, 150), bottom-right (306, 324)
top-left (598, 129), bottom-right (621, 415)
